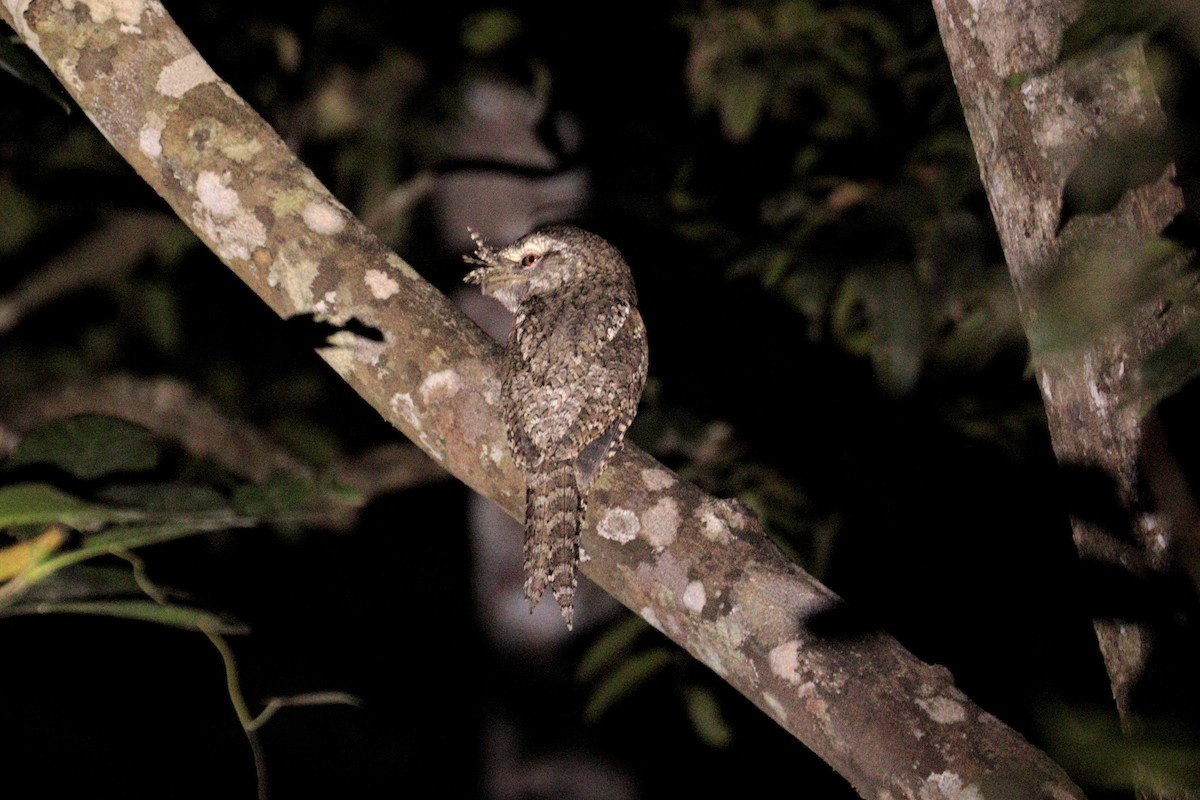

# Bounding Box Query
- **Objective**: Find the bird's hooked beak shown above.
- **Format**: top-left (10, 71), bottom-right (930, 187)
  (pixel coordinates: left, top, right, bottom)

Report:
top-left (463, 229), bottom-right (513, 286)
top-left (463, 228), bottom-right (530, 311)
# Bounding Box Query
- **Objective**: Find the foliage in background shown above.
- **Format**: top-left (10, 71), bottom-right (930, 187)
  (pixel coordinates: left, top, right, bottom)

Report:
top-left (0, 413), bottom-right (362, 797)
top-left (675, 0), bottom-right (1022, 398)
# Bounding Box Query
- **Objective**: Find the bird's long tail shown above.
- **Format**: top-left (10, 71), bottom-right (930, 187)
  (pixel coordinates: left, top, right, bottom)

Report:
top-left (524, 462), bottom-right (582, 629)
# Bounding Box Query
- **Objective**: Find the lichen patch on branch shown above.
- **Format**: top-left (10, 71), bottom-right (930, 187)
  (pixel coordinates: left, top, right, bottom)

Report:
top-left (63, 0), bottom-right (147, 27)
top-left (390, 391), bottom-right (440, 459)
top-left (682, 580), bottom-right (707, 613)
top-left (640, 606), bottom-right (662, 632)
top-left (920, 771), bottom-right (983, 800)
top-left (640, 466), bottom-right (674, 491)
top-left (916, 695), bottom-right (967, 725)
top-left (640, 497), bottom-right (679, 549)
top-left (193, 171), bottom-right (267, 263)
top-left (768, 639), bottom-right (802, 683)
top-left (364, 269), bottom-right (400, 301)
top-left (301, 200), bottom-right (346, 235)
top-left (195, 171), bottom-right (240, 217)
top-left (762, 692), bottom-right (787, 722)
top-left (696, 501), bottom-right (733, 544)
top-left (596, 507), bottom-right (640, 543)
top-left (419, 369), bottom-right (461, 405)
top-left (156, 52), bottom-right (216, 98)
top-left (138, 123), bottom-right (162, 158)
top-left (324, 330), bottom-right (388, 369)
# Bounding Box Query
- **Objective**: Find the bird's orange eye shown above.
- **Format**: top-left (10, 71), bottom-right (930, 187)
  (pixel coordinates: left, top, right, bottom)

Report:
top-left (520, 253), bottom-right (540, 268)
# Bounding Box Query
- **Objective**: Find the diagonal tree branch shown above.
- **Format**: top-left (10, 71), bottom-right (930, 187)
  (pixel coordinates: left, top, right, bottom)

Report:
top-left (2, 1), bottom-right (1084, 795)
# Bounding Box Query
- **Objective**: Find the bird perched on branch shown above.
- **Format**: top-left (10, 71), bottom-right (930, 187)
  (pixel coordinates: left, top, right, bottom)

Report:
top-left (465, 225), bottom-right (649, 628)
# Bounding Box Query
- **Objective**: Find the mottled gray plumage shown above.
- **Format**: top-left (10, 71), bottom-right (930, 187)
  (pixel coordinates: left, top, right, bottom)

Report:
top-left (464, 225), bottom-right (648, 628)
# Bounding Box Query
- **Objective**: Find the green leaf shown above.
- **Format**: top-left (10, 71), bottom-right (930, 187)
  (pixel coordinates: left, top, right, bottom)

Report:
top-left (716, 71), bottom-right (768, 143)
top-left (268, 418), bottom-right (341, 468)
top-left (1043, 704), bottom-right (1200, 792)
top-left (576, 613), bottom-right (649, 682)
top-left (133, 282), bottom-right (182, 354)
top-left (10, 564), bottom-right (144, 603)
top-left (1136, 317), bottom-right (1200, 408)
top-left (0, 178), bottom-right (40, 255)
top-left (3, 599), bottom-right (248, 635)
top-left (83, 514), bottom-right (249, 552)
top-left (1029, 233), bottom-right (1185, 355)
top-left (684, 684), bottom-right (733, 748)
top-left (582, 647), bottom-right (673, 723)
top-left (461, 10), bottom-right (522, 55)
top-left (1058, 0), bottom-right (1173, 64)
top-left (99, 483), bottom-right (229, 514)
top-left (0, 483), bottom-right (139, 531)
top-left (8, 414), bottom-right (160, 479)
top-left (232, 473), bottom-right (316, 517)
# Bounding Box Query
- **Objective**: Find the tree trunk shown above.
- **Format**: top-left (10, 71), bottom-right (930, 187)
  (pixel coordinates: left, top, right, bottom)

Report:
top-left (933, 1), bottom-right (1200, 796)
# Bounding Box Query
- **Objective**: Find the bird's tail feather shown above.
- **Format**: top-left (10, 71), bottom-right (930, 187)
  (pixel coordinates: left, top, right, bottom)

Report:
top-left (524, 462), bottom-right (582, 629)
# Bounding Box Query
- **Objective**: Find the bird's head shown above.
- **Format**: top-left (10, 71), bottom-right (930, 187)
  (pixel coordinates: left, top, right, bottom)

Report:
top-left (463, 225), bottom-right (632, 312)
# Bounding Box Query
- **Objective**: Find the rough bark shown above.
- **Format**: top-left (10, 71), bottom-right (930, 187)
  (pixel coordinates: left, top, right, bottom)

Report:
top-left (2, 1), bottom-right (1086, 796)
top-left (934, 2), bottom-right (1199, 796)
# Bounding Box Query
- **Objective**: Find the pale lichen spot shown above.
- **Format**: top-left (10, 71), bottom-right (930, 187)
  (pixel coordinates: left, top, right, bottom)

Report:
top-left (597, 508), bottom-right (640, 544)
top-left (325, 330), bottom-right (387, 367)
top-left (156, 52), bottom-right (217, 98)
top-left (1037, 370), bottom-right (1053, 402)
top-left (364, 268), bottom-right (401, 301)
top-left (301, 200), bottom-right (346, 235)
top-left (390, 392), bottom-right (442, 460)
top-left (768, 640), bottom-right (801, 684)
top-left (193, 172), bottom-right (267, 263)
top-left (269, 256), bottom-right (319, 310)
top-left (62, 0), bottom-right (145, 26)
top-left (319, 343), bottom-right (353, 375)
top-left (313, 289), bottom-right (335, 312)
top-left (196, 171), bottom-right (240, 218)
top-left (219, 136), bottom-right (263, 163)
top-left (640, 607), bottom-right (662, 632)
top-left (682, 580), bottom-right (706, 613)
top-left (697, 503), bottom-right (732, 544)
top-left (640, 467), bottom-right (674, 492)
top-left (693, 640), bottom-right (728, 678)
top-left (641, 497), bottom-right (680, 549)
top-left (917, 696), bottom-right (967, 725)
top-left (919, 772), bottom-right (984, 800)
top-left (713, 615), bottom-right (748, 651)
top-left (762, 692), bottom-right (787, 722)
top-left (420, 369), bottom-right (461, 405)
top-left (391, 392), bottom-right (420, 429)
top-left (138, 125), bottom-right (162, 159)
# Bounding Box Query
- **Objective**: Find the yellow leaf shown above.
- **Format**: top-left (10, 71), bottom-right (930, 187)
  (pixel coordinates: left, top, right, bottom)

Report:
top-left (0, 525), bottom-right (67, 581)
